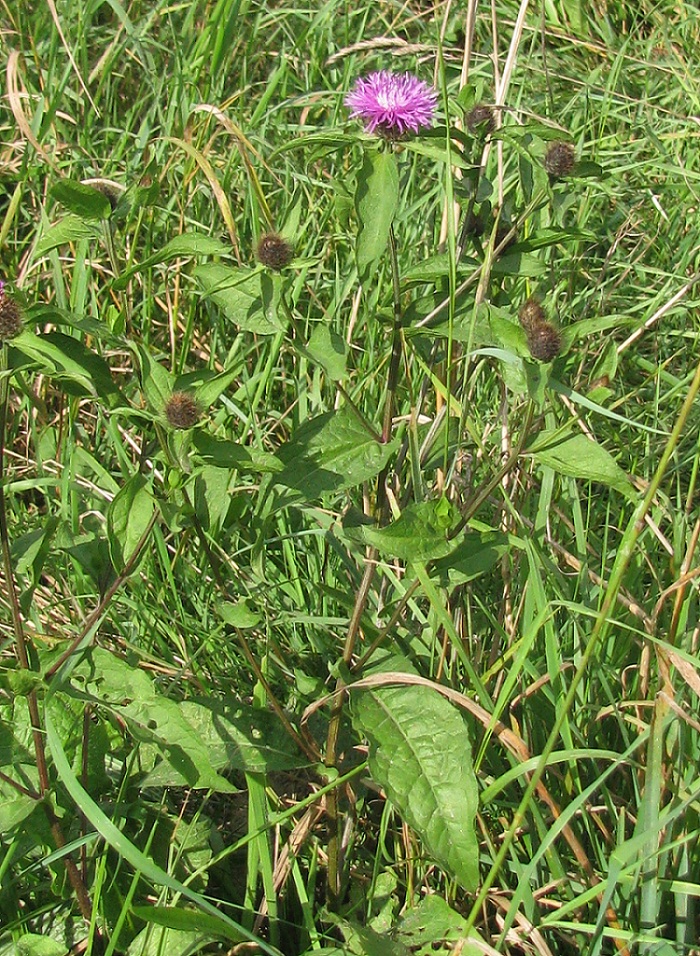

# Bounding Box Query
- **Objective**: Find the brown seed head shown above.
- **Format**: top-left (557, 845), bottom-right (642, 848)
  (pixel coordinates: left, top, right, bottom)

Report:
top-left (544, 141), bottom-right (575, 179)
top-left (0, 283), bottom-right (23, 342)
top-left (518, 297), bottom-right (546, 333)
top-left (526, 322), bottom-right (562, 362)
top-left (256, 233), bottom-right (293, 271)
top-left (466, 104), bottom-right (495, 136)
top-left (165, 391), bottom-right (200, 429)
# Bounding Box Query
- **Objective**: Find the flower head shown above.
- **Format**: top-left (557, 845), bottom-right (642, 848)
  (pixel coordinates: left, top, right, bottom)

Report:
top-left (0, 282), bottom-right (23, 342)
top-left (165, 391), bottom-right (200, 430)
top-left (544, 141), bottom-right (575, 179)
top-left (345, 71), bottom-right (437, 137)
top-left (256, 233), bottom-right (294, 271)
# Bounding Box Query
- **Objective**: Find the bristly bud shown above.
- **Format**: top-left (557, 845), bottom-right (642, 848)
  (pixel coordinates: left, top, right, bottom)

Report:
top-left (256, 233), bottom-right (293, 271)
top-left (164, 391), bottom-right (200, 429)
top-left (526, 322), bottom-right (562, 362)
top-left (518, 297), bottom-right (546, 334)
top-left (0, 282), bottom-right (23, 342)
top-left (544, 140), bottom-right (575, 179)
top-left (466, 104), bottom-right (495, 136)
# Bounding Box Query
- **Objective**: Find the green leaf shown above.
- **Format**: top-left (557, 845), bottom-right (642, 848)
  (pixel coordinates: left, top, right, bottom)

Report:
top-left (352, 679), bottom-right (479, 890)
top-left (10, 330), bottom-right (120, 401)
top-left (14, 935), bottom-right (69, 956)
top-left (34, 214), bottom-right (101, 257)
top-left (141, 696), bottom-right (304, 785)
top-left (355, 148), bottom-right (399, 282)
top-left (131, 906), bottom-right (247, 941)
top-left (50, 180), bottom-right (113, 220)
top-left (393, 897), bottom-right (486, 956)
top-left (196, 263), bottom-right (286, 334)
top-left (112, 233), bottom-right (232, 289)
top-left (176, 365), bottom-right (240, 407)
top-left (305, 323), bottom-right (348, 381)
top-left (106, 474), bottom-right (157, 571)
top-left (275, 408), bottom-right (397, 500)
top-left (126, 924), bottom-right (216, 956)
top-left (192, 432), bottom-right (281, 473)
top-left (361, 498), bottom-right (459, 562)
top-left (528, 430), bottom-right (634, 498)
top-left (68, 648), bottom-right (237, 791)
top-left (135, 344), bottom-right (175, 415)
top-left (432, 530), bottom-right (510, 585)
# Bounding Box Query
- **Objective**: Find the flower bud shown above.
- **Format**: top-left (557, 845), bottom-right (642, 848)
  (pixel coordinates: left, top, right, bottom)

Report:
top-left (256, 233), bottom-right (293, 271)
top-left (526, 322), bottom-right (562, 362)
top-left (544, 141), bottom-right (575, 179)
top-left (164, 391), bottom-right (200, 429)
top-left (518, 297), bottom-right (546, 333)
top-left (0, 282), bottom-right (23, 342)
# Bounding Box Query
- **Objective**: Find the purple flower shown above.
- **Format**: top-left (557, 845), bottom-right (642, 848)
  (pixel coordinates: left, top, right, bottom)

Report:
top-left (345, 71), bottom-right (437, 137)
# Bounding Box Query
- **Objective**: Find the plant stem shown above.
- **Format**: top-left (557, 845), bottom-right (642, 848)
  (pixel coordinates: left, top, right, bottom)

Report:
top-left (0, 348), bottom-right (95, 924)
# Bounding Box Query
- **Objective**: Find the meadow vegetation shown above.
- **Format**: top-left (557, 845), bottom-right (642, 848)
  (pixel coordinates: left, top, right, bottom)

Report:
top-left (1, 0), bottom-right (700, 953)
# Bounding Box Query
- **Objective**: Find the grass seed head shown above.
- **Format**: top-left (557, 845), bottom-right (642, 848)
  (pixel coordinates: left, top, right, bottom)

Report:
top-left (544, 140), bottom-right (576, 179)
top-left (0, 282), bottom-right (23, 341)
top-left (165, 391), bottom-right (200, 429)
top-left (256, 233), bottom-right (293, 271)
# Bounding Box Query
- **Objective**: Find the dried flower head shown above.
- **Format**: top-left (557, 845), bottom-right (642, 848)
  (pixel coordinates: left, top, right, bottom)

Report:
top-left (0, 282), bottom-right (23, 342)
top-left (345, 71), bottom-right (437, 137)
top-left (256, 233), bottom-right (293, 271)
top-left (526, 322), bottom-right (562, 362)
top-left (518, 297), bottom-right (546, 333)
top-left (165, 391), bottom-right (200, 429)
top-left (466, 104), bottom-right (495, 136)
top-left (544, 141), bottom-right (575, 179)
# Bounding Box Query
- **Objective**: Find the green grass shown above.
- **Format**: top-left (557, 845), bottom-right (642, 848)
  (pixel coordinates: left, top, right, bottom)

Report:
top-left (2, 0), bottom-right (700, 954)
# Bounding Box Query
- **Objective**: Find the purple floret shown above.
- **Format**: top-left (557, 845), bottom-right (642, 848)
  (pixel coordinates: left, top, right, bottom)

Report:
top-left (345, 71), bottom-right (437, 136)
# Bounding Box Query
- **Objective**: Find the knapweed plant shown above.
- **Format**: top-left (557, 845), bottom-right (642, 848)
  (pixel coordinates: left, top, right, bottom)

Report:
top-left (2, 2), bottom-right (700, 955)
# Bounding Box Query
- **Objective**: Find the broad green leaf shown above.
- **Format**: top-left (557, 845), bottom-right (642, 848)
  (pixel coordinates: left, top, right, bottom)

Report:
top-left (126, 924), bottom-right (216, 956)
top-left (361, 498), bottom-right (459, 562)
top-left (141, 696), bottom-right (304, 786)
top-left (10, 330), bottom-right (119, 401)
top-left (306, 323), bottom-right (348, 381)
top-left (176, 365), bottom-right (240, 407)
top-left (131, 906), bottom-right (247, 941)
top-left (192, 432), bottom-right (281, 473)
top-left (34, 214), bottom-right (101, 257)
top-left (68, 648), bottom-right (236, 791)
top-left (393, 896), bottom-right (486, 956)
top-left (352, 681), bottom-right (479, 890)
top-left (15, 935), bottom-right (68, 956)
top-left (275, 408), bottom-right (397, 499)
top-left (135, 343), bottom-right (175, 415)
top-left (330, 920), bottom-right (408, 956)
top-left (112, 233), bottom-right (231, 289)
top-left (196, 263), bottom-right (285, 334)
top-left (432, 530), bottom-right (510, 586)
top-left (50, 180), bottom-right (112, 220)
top-left (355, 148), bottom-right (399, 282)
top-left (528, 430), bottom-right (634, 497)
top-left (106, 474), bottom-right (157, 571)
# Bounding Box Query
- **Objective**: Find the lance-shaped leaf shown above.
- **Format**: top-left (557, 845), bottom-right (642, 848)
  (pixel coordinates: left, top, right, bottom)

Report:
top-left (355, 148), bottom-right (399, 282)
top-left (352, 679), bottom-right (479, 891)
